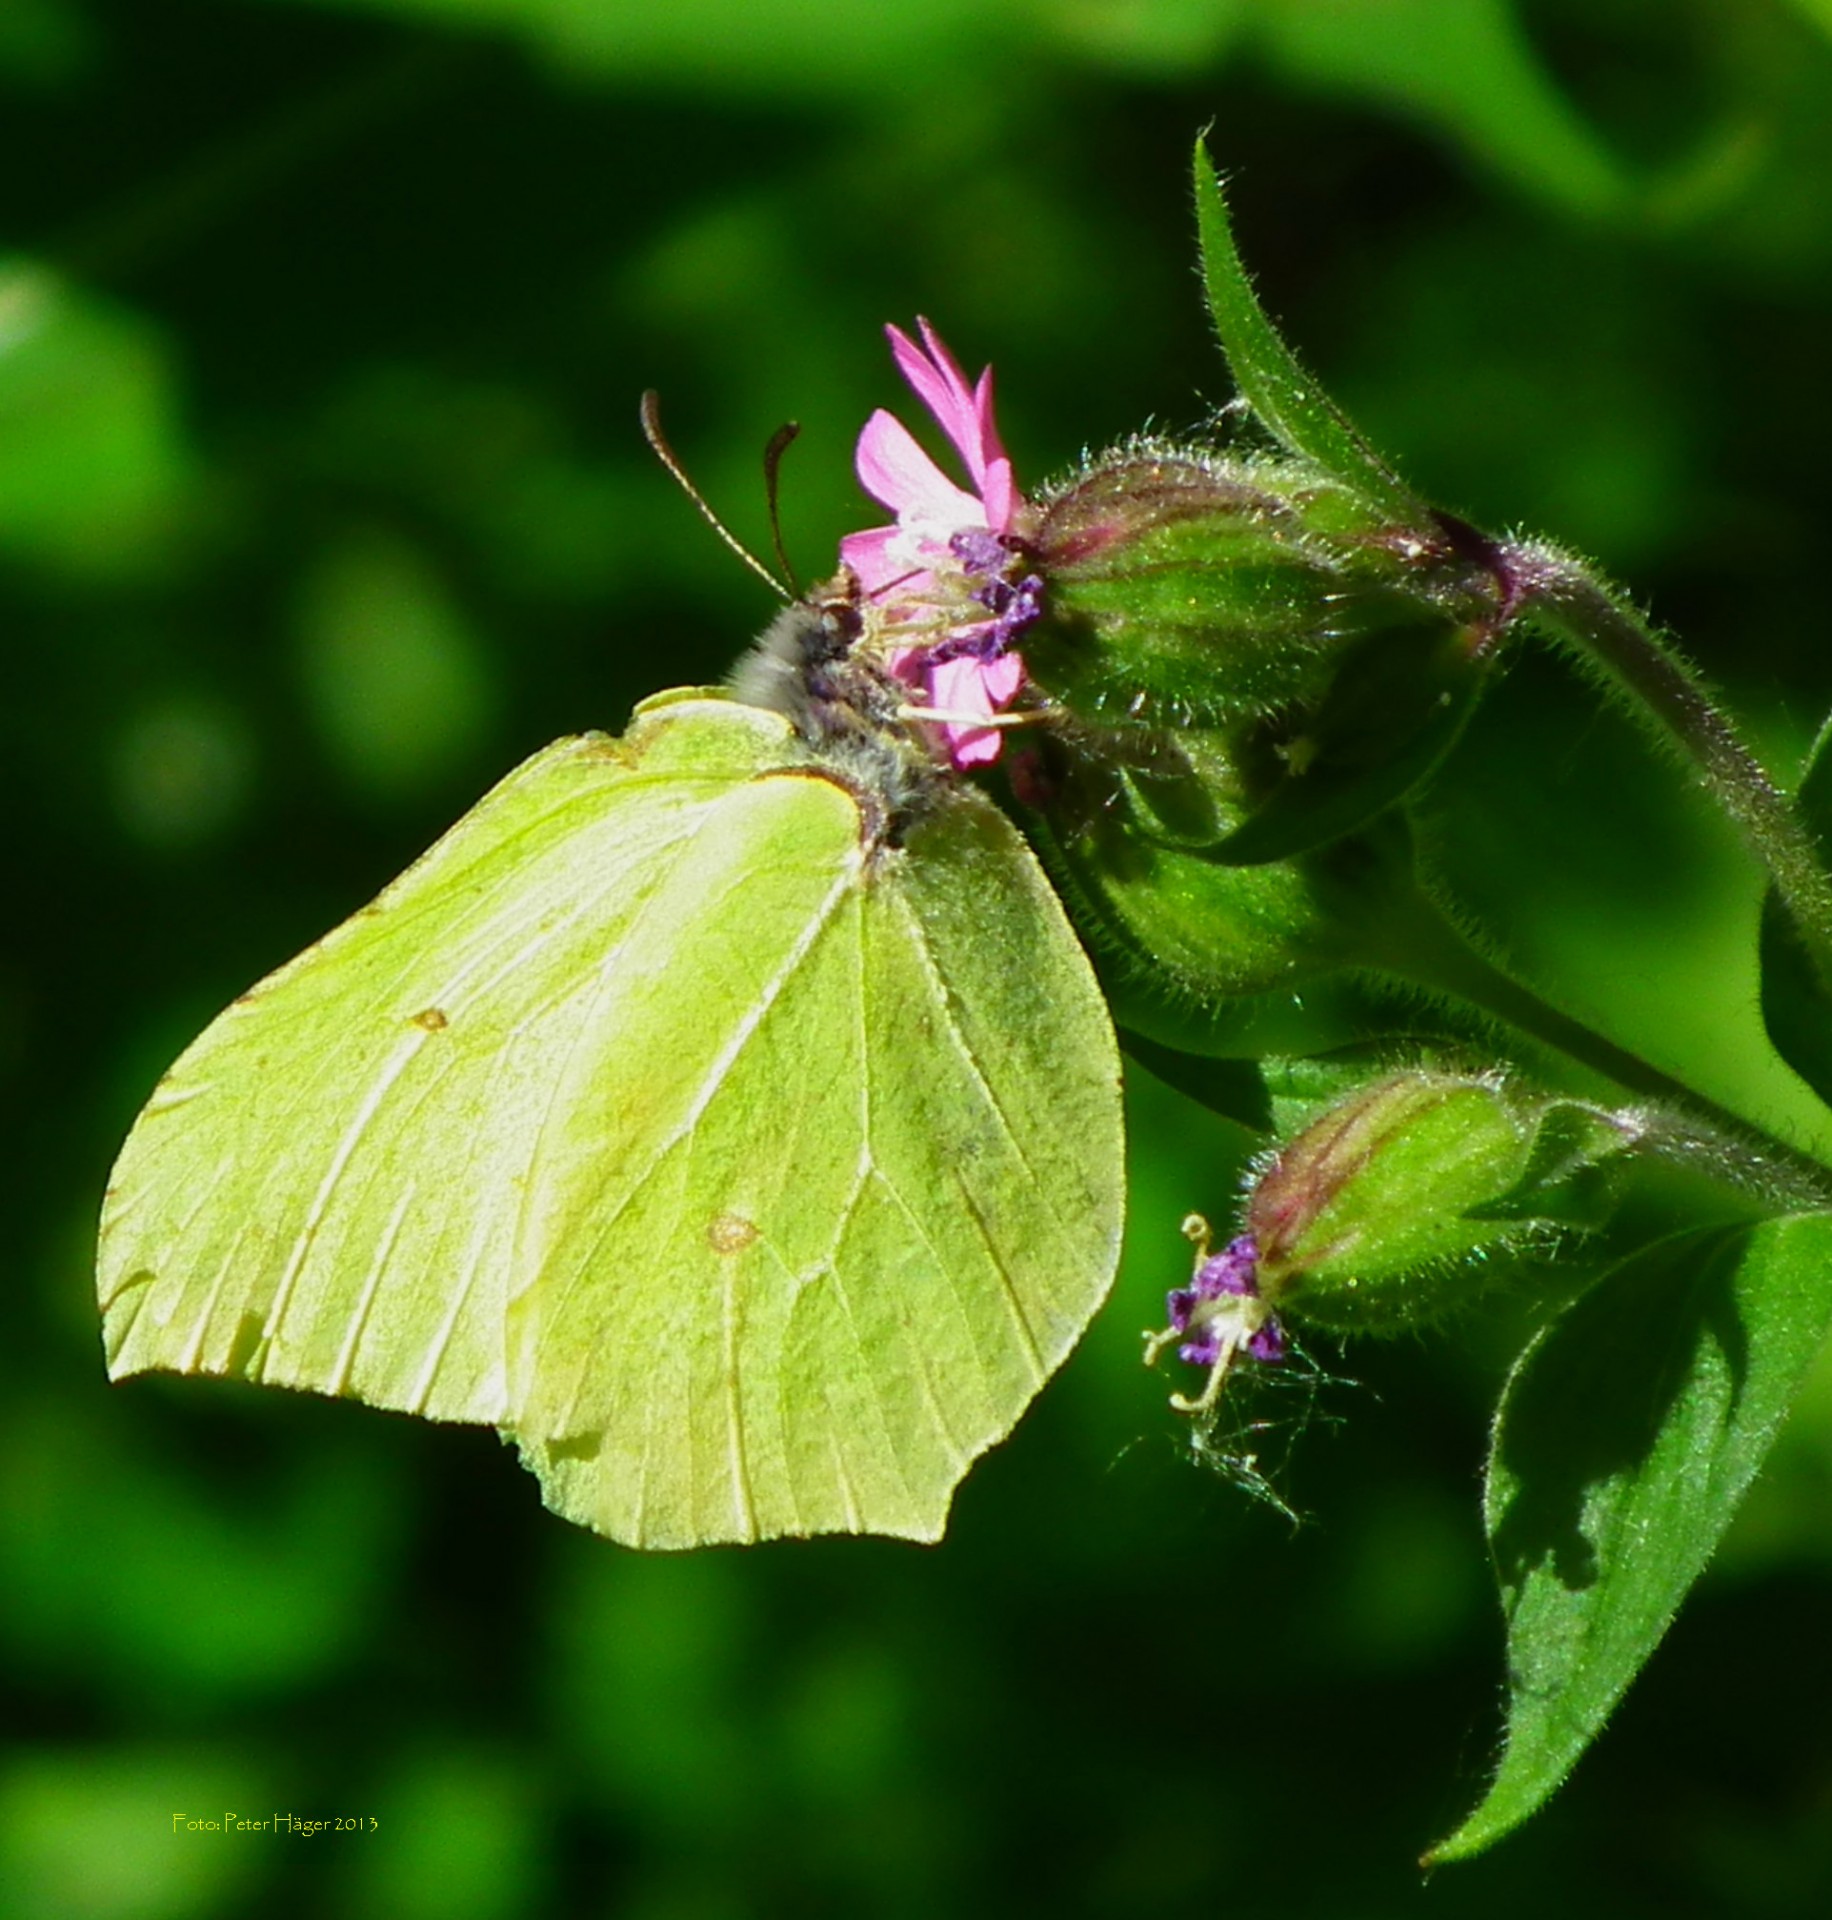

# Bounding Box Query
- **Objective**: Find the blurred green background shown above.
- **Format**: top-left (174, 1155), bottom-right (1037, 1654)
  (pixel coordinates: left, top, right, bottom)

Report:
top-left (9, 1), bottom-right (1832, 1913)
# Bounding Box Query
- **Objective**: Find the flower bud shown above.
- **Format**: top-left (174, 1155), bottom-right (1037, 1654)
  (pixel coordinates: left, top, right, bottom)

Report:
top-left (1246, 1070), bottom-right (1631, 1334)
top-left (1002, 447), bottom-right (1512, 1030)
top-left (1024, 723), bottom-right (1341, 1005)
top-left (1025, 447), bottom-right (1500, 734)
top-left (1143, 1070), bottom-right (1637, 1417)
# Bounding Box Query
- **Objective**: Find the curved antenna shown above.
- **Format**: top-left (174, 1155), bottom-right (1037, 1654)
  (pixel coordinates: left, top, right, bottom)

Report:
top-left (640, 390), bottom-right (791, 601)
top-left (760, 419), bottom-right (802, 596)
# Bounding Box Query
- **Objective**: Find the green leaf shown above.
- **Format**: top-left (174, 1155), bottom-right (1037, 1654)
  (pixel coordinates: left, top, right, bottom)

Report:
top-left (1759, 715), bottom-right (1832, 1107)
top-left (1429, 1213), bottom-right (1832, 1863)
top-left (1192, 143), bottom-right (1421, 521)
top-left (98, 691), bottom-right (1124, 1550)
top-left (1256, 0), bottom-right (1629, 221)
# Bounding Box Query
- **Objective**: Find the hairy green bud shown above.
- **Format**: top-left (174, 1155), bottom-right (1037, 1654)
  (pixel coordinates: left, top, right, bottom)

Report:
top-left (1249, 1070), bottom-right (1632, 1334)
top-left (1142, 1069), bottom-right (1638, 1421)
top-left (1009, 447), bottom-right (1510, 1022)
top-left (1015, 713), bottom-right (1434, 1065)
top-left (1026, 446), bottom-right (1496, 737)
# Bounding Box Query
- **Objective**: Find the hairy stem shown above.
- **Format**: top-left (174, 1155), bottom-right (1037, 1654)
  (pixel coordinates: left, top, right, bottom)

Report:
top-left (1363, 881), bottom-right (1832, 1211)
top-left (1508, 543), bottom-right (1832, 993)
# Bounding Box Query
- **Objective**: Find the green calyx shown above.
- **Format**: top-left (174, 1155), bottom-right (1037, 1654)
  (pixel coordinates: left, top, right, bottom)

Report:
top-left (1024, 447), bottom-right (1497, 735)
top-left (1002, 146), bottom-right (1530, 1037)
top-left (1017, 446), bottom-right (1500, 891)
top-left (1249, 1071), bottom-right (1634, 1335)
top-left (1015, 704), bottom-right (1468, 1070)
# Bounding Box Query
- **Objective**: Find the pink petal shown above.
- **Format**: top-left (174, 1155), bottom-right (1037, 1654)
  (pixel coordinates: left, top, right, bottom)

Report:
top-left (981, 649), bottom-right (1026, 704)
top-left (887, 323), bottom-right (982, 486)
top-left (927, 653), bottom-right (997, 717)
top-left (924, 320), bottom-right (1007, 476)
top-left (980, 455), bottom-right (1017, 537)
top-left (838, 524), bottom-right (917, 596)
top-left (968, 360), bottom-right (1009, 472)
top-left (945, 725), bottom-right (1002, 768)
top-left (885, 319), bottom-right (1008, 496)
top-left (927, 652), bottom-right (1018, 768)
top-left (854, 408), bottom-right (981, 527)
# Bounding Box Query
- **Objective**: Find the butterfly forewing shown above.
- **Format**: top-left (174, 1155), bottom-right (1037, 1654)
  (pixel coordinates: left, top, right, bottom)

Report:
top-left (98, 704), bottom-right (797, 1421)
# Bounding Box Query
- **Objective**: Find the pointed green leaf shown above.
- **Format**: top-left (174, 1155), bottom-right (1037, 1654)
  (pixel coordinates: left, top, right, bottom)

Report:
top-left (1257, 0), bottom-right (1629, 220)
top-left (1193, 143), bottom-right (1421, 521)
top-left (99, 692), bottom-right (1124, 1550)
top-left (1429, 1213), bottom-right (1832, 1863)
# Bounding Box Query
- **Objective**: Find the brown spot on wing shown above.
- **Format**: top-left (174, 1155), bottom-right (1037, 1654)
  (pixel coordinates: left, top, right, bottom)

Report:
top-left (411, 1007), bottom-right (450, 1032)
top-left (708, 1212), bottom-right (760, 1256)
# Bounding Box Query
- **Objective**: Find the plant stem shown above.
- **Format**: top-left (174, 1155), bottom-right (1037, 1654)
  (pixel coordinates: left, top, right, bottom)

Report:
top-left (1364, 880), bottom-right (1832, 1210)
top-left (1508, 542), bottom-right (1832, 992)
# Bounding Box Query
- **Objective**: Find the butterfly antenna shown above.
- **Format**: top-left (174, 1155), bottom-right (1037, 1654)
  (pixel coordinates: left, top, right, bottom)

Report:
top-left (640, 390), bottom-right (791, 601)
top-left (761, 419), bottom-right (803, 596)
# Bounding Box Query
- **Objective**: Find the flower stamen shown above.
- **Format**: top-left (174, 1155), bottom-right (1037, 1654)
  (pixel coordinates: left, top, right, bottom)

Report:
top-left (1144, 1213), bottom-right (1287, 1418)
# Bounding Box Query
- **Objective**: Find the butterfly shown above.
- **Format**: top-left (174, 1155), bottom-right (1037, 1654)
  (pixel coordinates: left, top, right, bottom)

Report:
top-left (96, 587), bottom-right (1124, 1549)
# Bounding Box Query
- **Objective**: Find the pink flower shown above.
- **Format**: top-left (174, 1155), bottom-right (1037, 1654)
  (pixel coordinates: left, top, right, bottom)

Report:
top-left (840, 320), bottom-right (1040, 768)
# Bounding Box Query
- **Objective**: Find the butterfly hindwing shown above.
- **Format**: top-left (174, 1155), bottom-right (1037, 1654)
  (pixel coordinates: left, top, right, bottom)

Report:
top-left (518, 765), bottom-right (1125, 1545)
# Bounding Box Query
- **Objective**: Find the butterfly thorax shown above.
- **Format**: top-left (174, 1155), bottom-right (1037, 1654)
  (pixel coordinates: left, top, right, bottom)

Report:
top-left (731, 574), bottom-right (945, 848)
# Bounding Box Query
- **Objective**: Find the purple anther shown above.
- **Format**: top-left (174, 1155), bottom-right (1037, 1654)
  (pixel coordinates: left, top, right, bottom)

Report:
top-left (928, 625), bottom-right (1006, 666)
top-left (948, 527), bottom-right (1013, 577)
top-left (973, 571), bottom-right (1044, 648)
top-left (1193, 1234), bottom-right (1260, 1300)
top-left (1247, 1317), bottom-right (1288, 1366)
top-left (1150, 1230), bottom-right (1282, 1390)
